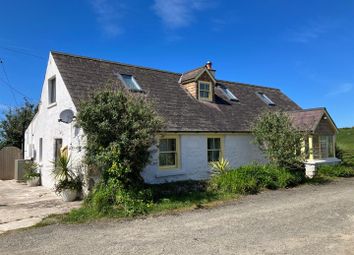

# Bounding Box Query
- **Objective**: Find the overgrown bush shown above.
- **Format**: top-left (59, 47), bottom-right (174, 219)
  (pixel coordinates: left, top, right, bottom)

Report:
top-left (86, 179), bottom-right (152, 216)
top-left (317, 164), bottom-right (354, 178)
top-left (77, 87), bottom-right (162, 214)
top-left (252, 111), bottom-right (306, 169)
top-left (209, 164), bottom-right (305, 195)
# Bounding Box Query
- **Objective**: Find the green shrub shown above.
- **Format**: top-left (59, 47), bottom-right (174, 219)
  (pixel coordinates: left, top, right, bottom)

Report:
top-left (77, 87), bottom-right (163, 189)
top-left (23, 161), bottom-right (40, 181)
top-left (317, 164), bottom-right (354, 178)
top-left (209, 164), bottom-right (305, 195)
top-left (252, 111), bottom-right (306, 169)
top-left (77, 87), bottom-right (162, 216)
top-left (210, 158), bottom-right (230, 175)
top-left (87, 179), bottom-right (152, 216)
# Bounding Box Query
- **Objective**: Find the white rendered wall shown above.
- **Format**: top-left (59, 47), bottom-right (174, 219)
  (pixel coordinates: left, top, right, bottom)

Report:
top-left (24, 53), bottom-right (86, 188)
top-left (141, 133), bottom-right (266, 184)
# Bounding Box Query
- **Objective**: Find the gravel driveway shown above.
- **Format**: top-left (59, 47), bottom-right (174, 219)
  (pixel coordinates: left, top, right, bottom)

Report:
top-left (1, 178), bottom-right (354, 255)
top-left (0, 180), bottom-right (81, 234)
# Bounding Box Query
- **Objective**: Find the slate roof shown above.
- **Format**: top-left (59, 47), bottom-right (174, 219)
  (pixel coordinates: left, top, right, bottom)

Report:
top-left (52, 51), bottom-right (305, 132)
top-left (179, 66), bottom-right (205, 83)
top-left (288, 108), bottom-right (336, 132)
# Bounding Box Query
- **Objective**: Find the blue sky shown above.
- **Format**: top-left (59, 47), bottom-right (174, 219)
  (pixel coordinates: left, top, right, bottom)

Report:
top-left (0, 0), bottom-right (353, 127)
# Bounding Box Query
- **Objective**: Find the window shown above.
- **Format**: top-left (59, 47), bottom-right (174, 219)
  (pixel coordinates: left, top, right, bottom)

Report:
top-left (198, 81), bottom-right (212, 101)
top-left (159, 137), bottom-right (179, 169)
top-left (39, 138), bottom-right (43, 162)
top-left (257, 92), bottom-right (275, 106)
top-left (54, 138), bottom-right (63, 162)
top-left (207, 137), bottom-right (222, 162)
top-left (217, 85), bottom-right (239, 101)
top-left (120, 74), bottom-right (142, 91)
top-left (319, 135), bottom-right (334, 159)
top-left (48, 77), bottom-right (56, 104)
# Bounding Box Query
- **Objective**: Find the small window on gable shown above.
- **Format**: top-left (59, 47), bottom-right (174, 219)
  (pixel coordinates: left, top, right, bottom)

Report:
top-left (48, 77), bottom-right (56, 104)
top-left (120, 74), bottom-right (142, 91)
top-left (217, 85), bottom-right (239, 102)
top-left (257, 92), bottom-right (275, 106)
top-left (198, 81), bottom-right (212, 101)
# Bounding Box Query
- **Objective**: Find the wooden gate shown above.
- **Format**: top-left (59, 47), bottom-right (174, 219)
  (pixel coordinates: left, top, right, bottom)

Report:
top-left (0, 146), bottom-right (22, 180)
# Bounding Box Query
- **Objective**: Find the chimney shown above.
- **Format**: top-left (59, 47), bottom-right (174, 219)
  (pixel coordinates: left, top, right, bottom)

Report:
top-left (205, 61), bottom-right (216, 77)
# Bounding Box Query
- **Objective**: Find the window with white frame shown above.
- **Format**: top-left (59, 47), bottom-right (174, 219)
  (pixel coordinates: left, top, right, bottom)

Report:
top-left (48, 77), bottom-right (56, 104)
top-left (159, 137), bottom-right (178, 168)
top-left (207, 137), bottom-right (222, 162)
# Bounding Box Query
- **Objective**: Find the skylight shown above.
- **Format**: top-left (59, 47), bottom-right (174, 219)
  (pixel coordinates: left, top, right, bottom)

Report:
top-left (120, 74), bottom-right (142, 91)
top-left (257, 92), bottom-right (275, 106)
top-left (217, 85), bottom-right (239, 101)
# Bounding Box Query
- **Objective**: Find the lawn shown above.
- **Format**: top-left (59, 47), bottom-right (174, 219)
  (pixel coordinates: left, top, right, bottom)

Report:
top-left (337, 127), bottom-right (354, 151)
top-left (337, 127), bottom-right (354, 165)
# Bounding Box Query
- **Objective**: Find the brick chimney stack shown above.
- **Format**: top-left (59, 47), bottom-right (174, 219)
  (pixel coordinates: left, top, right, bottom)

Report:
top-left (205, 61), bottom-right (212, 70)
top-left (205, 61), bottom-right (215, 77)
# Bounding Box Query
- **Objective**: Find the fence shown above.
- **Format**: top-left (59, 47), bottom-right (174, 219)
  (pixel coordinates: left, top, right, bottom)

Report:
top-left (0, 146), bottom-right (22, 180)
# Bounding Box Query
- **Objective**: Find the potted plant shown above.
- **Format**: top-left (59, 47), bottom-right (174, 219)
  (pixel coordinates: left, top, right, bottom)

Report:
top-left (23, 161), bottom-right (40, 186)
top-left (52, 152), bottom-right (82, 202)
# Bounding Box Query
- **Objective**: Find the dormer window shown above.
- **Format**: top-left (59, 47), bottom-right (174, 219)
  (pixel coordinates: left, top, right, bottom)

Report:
top-left (120, 74), bottom-right (142, 92)
top-left (198, 81), bottom-right (213, 101)
top-left (217, 85), bottom-right (239, 102)
top-left (257, 92), bottom-right (275, 106)
top-left (48, 77), bottom-right (56, 104)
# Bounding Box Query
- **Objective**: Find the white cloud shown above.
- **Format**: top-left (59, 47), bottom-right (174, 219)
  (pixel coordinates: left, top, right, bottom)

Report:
top-left (287, 20), bottom-right (336, 43)
top-left (90, 0), bottom-right (125, 37)
top-left (326, 83), bottom-right (353, 97)
top-left (153, 0), bottom-right (212, 29)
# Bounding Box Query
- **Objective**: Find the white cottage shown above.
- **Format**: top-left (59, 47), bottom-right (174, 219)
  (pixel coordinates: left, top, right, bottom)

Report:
top-left (25, 51), bottom-right (339, 188)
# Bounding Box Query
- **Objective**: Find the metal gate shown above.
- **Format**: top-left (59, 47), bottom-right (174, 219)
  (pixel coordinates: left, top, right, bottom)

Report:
top-left (0, 146), bottom-right (22, 180)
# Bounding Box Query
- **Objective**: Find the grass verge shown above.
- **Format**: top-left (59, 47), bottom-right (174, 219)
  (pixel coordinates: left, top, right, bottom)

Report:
top-left (36, 164), bottom-right (353, 228)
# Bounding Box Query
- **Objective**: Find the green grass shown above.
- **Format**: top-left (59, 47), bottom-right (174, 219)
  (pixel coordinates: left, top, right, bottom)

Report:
top-left (337, 128), bottom-right (354, 166)
top-left (36, 163), bottom-right (353, 228)
top-left (317, 164), bottom-right (354, 178)
top-left (337, 127), bottom-right (354, 151)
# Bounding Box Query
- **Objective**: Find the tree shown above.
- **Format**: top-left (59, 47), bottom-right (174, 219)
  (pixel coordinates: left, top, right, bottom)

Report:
top-left (252, 111), bottom-right (306, 169)
top-left (0, 100), bottom-right (37, 152)
top-left (77, 87), bottom-right (163, 188)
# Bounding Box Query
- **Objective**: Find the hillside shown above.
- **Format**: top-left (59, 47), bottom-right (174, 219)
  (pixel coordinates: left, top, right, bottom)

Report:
top-left (337, 128), bottom-right (354, 151)
top-left (337, 128), bottom-right (354, 165)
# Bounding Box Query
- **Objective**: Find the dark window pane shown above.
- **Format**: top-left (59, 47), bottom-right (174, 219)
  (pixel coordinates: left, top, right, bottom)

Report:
top-left (159, 152), bottom-right (176, 166)
top-left (159, 139), bottom-right (168, 152)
